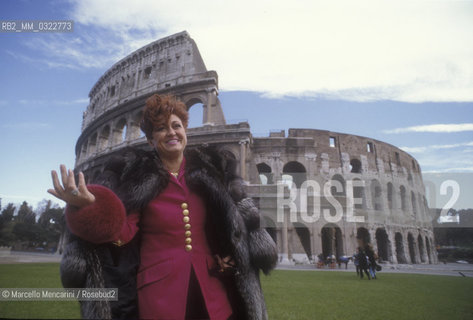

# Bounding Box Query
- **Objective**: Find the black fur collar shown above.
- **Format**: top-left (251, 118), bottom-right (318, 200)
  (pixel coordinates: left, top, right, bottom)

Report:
top-left (98, 145), bottom-right (239, 213)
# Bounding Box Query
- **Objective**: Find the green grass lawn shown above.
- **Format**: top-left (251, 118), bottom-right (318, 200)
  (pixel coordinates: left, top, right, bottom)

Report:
top-left (0, 263), bottom-right (80, 319)
top-left (0, 264), bottom-right (472, 319)
top-left (261, 270), bottom-right (473, 320)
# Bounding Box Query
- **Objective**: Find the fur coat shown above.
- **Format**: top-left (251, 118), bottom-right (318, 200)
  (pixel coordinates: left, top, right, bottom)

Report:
top-left (60, 144), bottom-right (278, 320)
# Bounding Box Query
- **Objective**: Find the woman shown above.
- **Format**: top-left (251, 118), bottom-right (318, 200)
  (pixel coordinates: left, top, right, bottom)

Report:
top-left (49, 94), bottom-right (278, 320)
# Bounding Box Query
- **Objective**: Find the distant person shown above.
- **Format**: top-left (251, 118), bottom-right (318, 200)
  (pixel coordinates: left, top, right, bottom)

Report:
top-left (365, 243), bottom-right (379, 279)
top-left (353, 251), bottom-right (360, 276)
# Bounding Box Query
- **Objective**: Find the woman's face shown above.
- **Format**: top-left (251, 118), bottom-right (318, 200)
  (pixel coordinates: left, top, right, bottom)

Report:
top-left (149, 114), bottom-right (187, 159)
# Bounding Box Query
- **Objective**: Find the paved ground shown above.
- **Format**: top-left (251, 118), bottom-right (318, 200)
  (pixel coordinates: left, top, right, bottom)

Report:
top-left (0, 251), bottom-right (62, 264)
top-left (276, 261), bottom-right (473, 277)
top-left (2, 252), bottom-right (473, 277)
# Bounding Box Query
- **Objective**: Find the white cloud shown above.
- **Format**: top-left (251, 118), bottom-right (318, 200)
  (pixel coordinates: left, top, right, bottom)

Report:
top-left (423, 167), bottom-right (473, 173)
top-left (16, 0), bottom-right (473, 102)
top-left (400, 141), bottom-right (473, 173)
top-left (384, 123), bottom-right (473, 134)
top-left (16, 98), bottom-right (88, 106)
top-left (400, 141), bottom-right (473, 153)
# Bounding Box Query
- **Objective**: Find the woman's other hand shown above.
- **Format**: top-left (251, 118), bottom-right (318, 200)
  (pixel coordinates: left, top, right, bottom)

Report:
top-left (215, 255), bottom-right (236, 270)
top-left (47, 164), bottom-right (96, 208)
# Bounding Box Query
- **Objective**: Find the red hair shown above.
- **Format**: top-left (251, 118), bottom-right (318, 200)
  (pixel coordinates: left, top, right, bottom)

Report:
top-left (140, 94), bottom-right (189, 140)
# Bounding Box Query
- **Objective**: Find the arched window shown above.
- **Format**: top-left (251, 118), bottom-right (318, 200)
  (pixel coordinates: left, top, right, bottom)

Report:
top-left (256, 163), bottom-right (272, 185)
top-left (322, 224), bottom-right (344, 259)
top-left (98, 125), bottom-right (110, 151)
top-left (408, 233), bottom-right (416, 264)
top-left (371, 179), bottom-right (382, 210)
top-left (411, 191), bottom-right (417, 216)
top-left (330, 174), bottom-right (346, 196)
top-left (387, 182), bottom-right (394, 210)
top-left (129, 111), bottom-right (143, 140)
top-left (353, 178), bottom-right (366, 209)
top-left (282, 161), bottom-right (307, 188)
top-left (400, 185), bottom-right (407, 211)
top-left (185, 97), bottom-right (206, 127)
top-left (113, 118), bottom-right (127, 145)
top-left (80, 141), bottom-right (88, 160)
top-left (356, 227), bottom-right (371, 244)
top-left (395, 233), bottom-right (407, 264)
top-left (418, 234), bottom-right (426, 263)
top-left (350, 158), bottom-right (362, 173)
top-left (375, 228), bottom-right (389, 262)
top-left (87, 133), bottom-right (97, 156)
top-left (293, 222), bottom-right (312, 261)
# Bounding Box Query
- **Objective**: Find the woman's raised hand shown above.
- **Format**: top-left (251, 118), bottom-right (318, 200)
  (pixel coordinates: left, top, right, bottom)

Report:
top-left (47, 164), bottom-right (96, 208)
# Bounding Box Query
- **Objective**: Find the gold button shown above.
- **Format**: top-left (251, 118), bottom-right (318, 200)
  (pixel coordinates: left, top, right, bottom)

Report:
top-left (181, 203), bottom-right (188, 209)
top-left (185, 244), bottom-right (192, 251)
top-left (185, 237), bottom-right (192, 244)
top-left (182, 209), bottom-right (189, 216)
top-left (112, 239), bottom-right (123, 246)
top-left (184, 224), bottom-right (191, 230)
top-left (183, 216), bottom-right (190, 223)
top-left (185, 230), bottom-right (192, 237)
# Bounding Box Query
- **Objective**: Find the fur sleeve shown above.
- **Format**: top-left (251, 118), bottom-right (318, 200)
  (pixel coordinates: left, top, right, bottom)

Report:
top-left (217, 146), bottom-right (278, 274)
top-left (236, 197), bottom-right (278, 275)
top-left (65, 184), bottom-right (126, 244)
top-left (189, 144), bottom-right (279, 273)
top-left (60, 231), bottom-right (88, 288)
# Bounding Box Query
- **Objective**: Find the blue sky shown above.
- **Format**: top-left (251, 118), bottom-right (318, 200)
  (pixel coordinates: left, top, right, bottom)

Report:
top-left (0, 0), bottom-right (472, 211)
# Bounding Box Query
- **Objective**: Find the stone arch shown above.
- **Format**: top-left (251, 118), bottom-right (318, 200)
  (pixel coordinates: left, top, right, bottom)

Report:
top-left (128, 110), bottom-right (143, 140)
top-left (282, 161), bottom-right (307, 188)
top-left (425, 236), bottom-right (432, 264)
top-left (256, 162), bottom-right (273, 185)
top-left (400, 185), bottom-right (407, 211)
top-left (353, 178), bottom-right (366, 209)
top-left (387, 182), bottom-right (394, 210)
top-left (98, 125), bottom-right (111, 151)
top-left (411, 191), bottom-right (417, 216)
top-left (321, 224), bottom-right (344, 259)
top-left (80, 141), bottom-right (88, 160)
top-left (417, 192), bottom-right (425, 218)
top-left (220, 148), bottom-right (237, 161)
top-left (181, 89), bottom-right (226, 126)
top-left (375, 228), bottom-right (390, 262)
top-left (350, 158), bottom-right (362, 173)
top-left (356, 227), bottom-right (371, 245)
top-left (329, 174), bottom-right (346, 209)
top-left (87, 132), bottom-right (98, 157)
top-left (395, 232), bottom-right (407, 264)
top-left (370, 179), bottom-right (382, 210)
top-left (418, 234), bottom-right (426, 263)
top-left (408, 232), bottom-right (416, 264)
top-left (293, 222), bottom-right (312, 261)
top-left (186, 97), bottom-right (205, 128)
top-left (113, 118), bottom-right (127, 145)
top-left (330, 174), bottom-right (346, 196)
top-left (122, 124), bottom-right (128, 142)
top-left (430, 237), bottom-right (435, 262)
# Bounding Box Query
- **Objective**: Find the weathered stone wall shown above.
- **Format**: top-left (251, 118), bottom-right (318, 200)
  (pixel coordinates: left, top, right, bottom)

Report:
top-left (246, 129), bottom-right (436, 264)
top-left (75, 32), bottom-right (437, 265)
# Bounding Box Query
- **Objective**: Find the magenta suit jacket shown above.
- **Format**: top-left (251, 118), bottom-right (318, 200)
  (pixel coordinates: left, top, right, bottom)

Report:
top-left (65, 156), bottom-right (233, 320)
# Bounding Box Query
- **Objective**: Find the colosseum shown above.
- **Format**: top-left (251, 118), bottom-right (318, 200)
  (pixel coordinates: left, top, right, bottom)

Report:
top-left (74, 31), bottom-right (438, 265)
